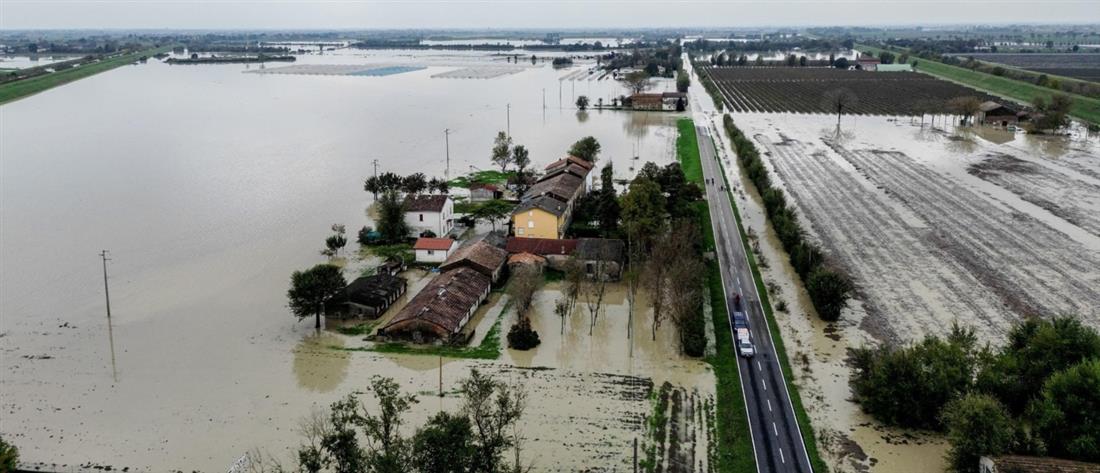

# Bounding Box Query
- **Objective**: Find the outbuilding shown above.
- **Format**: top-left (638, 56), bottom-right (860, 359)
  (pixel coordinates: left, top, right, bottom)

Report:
top-left (377, 267), bottom-right (491, 344)
top-left (414, 237), bottom-right (459, 263)
top-left (327, 274), bottom-right (408, 319)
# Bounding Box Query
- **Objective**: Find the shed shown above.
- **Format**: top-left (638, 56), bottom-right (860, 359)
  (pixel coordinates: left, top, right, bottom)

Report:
top-left (576, 238), bottom-right (625, 281)
top-left (327, 274), bottom-right (408, 319)
top-left (414, 237), bottom-right (458, 263)
top-left (507, 252), bottom-right (547, 273)
top-left (978, 101), bottom-right (1020, 127)
top-left (469, 183), bottom-right (503, 202)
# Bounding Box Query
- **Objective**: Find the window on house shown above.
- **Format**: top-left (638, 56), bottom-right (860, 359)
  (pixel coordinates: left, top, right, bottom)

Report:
top-left (528, 221), bottom-right (534, 228)
top-left (427, 250), bottom-right (434, 255)
top-left (517, 228), bottom-right (525, 235)
top-left (419, 214), bottom-right (424, 222)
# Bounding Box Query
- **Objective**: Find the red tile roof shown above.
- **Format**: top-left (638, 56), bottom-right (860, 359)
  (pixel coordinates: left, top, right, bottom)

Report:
top-left (545, 155), bottom-right (595, 171)
top-left (440, 240), bottom-right (508, 278)
top-left (505, 237), bottom-right (578, 255)
top-left (380, 267), bottom-right (490, 339)
top-left (414, 237), bottom-right (456, 251)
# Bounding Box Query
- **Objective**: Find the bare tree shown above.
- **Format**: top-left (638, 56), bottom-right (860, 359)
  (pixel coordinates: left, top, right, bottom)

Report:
top-left (947, 96), bottom-right (983, 126)
top-left (460, 369), bottom-right (527, 473)
top-left (582, 253), bottom-right (609, 336)
top-left (508, 267), bottom-right (540, 319)
top-left (562, 256), bottom-right (584, 317)
top-left (666, 248), bottom-right (706, 353)
top-left (623, 70), bottom-right (652, 95)
top-left (821, 88), bottom-right (858, 127)
top-left (554, 297), bottom-right (570, 335)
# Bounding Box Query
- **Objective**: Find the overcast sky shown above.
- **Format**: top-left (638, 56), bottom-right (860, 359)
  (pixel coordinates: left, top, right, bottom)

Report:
top-left (3, 0), bottom-right (1100, 30)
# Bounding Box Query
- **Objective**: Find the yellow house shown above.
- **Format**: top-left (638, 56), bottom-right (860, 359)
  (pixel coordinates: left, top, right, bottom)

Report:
top-left (513, 196), bottom-right (568, 239)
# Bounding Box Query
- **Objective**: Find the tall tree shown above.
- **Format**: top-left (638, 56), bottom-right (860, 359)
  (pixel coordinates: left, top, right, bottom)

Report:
top-left (567, 136), bottom-right (601, 163)
top-left (411, 412), bottom-right (474, 473)
top-left (403, 173), bottom-right (428, 195)
top-left (597, 164), bottom-right (620, 237)
top-left (460, 369), bottom-right (526, 473)
top-left (376, 190), bottom-right (409, 243)
top-left (1029, 358), bottom-right (1100, 462)
top-left (361, 376), bottom-right (418, 472)
top-left (491, 131), bottom-right (513, 173)
top-left (472, 199), bottom-right (513, 232)
top-left (511, 145), bottom-right (530, 175)
top-left (941, 393), bottom-right (1016, 473)
top-left (287, 264), bottom-right (346, 329)
top-left (623, 70), bottom-right (652, 94)
top-left (575, 95), bottom-right (589, 111)
top-left (620, 177), bottom-right (667, 253)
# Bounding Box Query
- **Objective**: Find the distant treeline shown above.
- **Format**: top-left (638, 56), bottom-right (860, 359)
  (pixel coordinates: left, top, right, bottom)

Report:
top-left (683, 37), bottom-right (855, 54)
top-left (166, 55), bottom-right (296, 64)
top-left (353, 40), bottom-right (610, 52)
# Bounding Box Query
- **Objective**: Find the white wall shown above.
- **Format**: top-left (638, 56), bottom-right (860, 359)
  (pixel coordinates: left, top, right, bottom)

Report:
top-left (414, 245), bottom-right (455, 263)
top-left (405, 198), bottom-right (455, 237)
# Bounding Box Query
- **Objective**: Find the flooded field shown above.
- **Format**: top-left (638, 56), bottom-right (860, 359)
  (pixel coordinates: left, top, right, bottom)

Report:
top-left (701, 109), bottom-right (1099, 473)
top-left (0, 47), bottom-right (689, 469)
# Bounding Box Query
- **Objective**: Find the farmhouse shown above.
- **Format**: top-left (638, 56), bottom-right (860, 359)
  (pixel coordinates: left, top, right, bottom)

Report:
top-left (979, 455), bottom-right (1100, 473)
top-left (469, 183), bottom-right (503, 202)
top-left (377, 267), bottom-right (491, 344)
top-left (327, 273), bottom-right (407, 319)
top-left (629, 92), bottom-right (688, 111)
top-left (856, 54), bottom-right (881, 71)
top-left (512, 157), bottom-right (593, 239)
top-left (977, 101), bottom-right (1021, 127)
top-left (439, 238), bottom-right (508, 282)
top-left (404, 194), bottom-right (455, 237)
top-left (413, 237), bottom-right (459, 263)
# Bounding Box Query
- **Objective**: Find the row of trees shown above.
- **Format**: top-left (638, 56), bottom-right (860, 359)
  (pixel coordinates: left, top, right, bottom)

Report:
top-left (364, 172), bottom-right (450, 199)
top-left (851, 317), bottom-right (1100, 471)
top-left (723, 115), bottom-right (853, 321)
top-left (252, 370), bottom-right (528, 473)
top-left (619, 162), bottom-right (707, 355)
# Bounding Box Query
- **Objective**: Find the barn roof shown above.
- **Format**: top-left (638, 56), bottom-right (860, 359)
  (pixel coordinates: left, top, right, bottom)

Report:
top-left (576, 238), bottom-right (625, 262)
top-left (440, 240), bottom-right (508, 277)
top-left (380, 267), bottom-right (489, 338)
top-left (985, 456), bottom-right (1100, 473)
top-left (505, 237), bottom-right (578, 255)
top-left (344, 274), bottom-right (407, 306)
top-left (524, 172), bottom-right (585, 203)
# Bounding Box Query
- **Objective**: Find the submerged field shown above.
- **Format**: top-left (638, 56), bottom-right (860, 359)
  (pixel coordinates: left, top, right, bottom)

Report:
top-left (957, 53), bottom-right (1100, 82)
top-left (706, 110), bottom-right (1100, 473)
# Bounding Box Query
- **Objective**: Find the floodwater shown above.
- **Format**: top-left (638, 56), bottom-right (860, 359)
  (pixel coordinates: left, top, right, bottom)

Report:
top-left (700, 108), bottom-right (1099, 473)
top-left (0, 54), bottom-right (76, 69)
top-left (0, 47), bottom-right (684, 469)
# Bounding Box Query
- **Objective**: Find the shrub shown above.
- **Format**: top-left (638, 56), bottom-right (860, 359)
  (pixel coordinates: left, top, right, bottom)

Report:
top-left (507, 317), bottom-right (541, 350)
top-left (805, 267), bottom-right (851, 322)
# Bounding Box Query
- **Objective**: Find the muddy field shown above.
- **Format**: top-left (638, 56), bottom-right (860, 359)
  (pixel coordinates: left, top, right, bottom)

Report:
top-left (701, 67), bottom-right (1003, 115)
top-left (697, 107), bottom-right (1099, 472)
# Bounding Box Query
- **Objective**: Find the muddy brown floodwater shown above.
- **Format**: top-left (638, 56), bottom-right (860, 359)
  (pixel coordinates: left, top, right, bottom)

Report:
top-left (700, 110), bottom-right (1099, 473)
top-left (0, 47), bottom-right (696, 470)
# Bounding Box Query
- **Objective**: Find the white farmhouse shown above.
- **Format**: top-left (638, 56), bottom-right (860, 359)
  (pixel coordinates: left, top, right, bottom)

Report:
top-left (404, 194), bottom-right (454, 237)
top-left (413, 237), bottom-right (459, 263)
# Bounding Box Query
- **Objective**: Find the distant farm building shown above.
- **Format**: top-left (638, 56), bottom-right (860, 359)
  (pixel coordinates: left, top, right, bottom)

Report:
top-left (413, 237), bottom-right (459, 263)
top-left (503, 236), bottom-right (624, 280)
top-left (856, 54), bottom-right (881, 71)
top-left (629, 92), bottom-right (688, 111)
top-left (469, 183), bottom-right (504, 202)
top-left (404, 194), bottom-right (455, 237)
top-left (327, 274), bottom-right (407, 319)
top-left (977, 101), bottom-right (1024, 127)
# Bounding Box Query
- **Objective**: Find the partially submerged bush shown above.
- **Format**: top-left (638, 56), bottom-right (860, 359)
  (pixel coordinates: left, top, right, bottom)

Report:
top-left (507, 317), bottom-right (541, 350)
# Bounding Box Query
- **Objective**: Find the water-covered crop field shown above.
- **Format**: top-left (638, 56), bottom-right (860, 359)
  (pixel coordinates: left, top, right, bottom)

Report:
top-left (702, 67), bottom-right (1002, 114)
top-left (960, 53), bottom-right (1100, 82)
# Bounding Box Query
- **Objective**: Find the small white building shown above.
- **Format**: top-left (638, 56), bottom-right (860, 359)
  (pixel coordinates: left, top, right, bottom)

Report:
top-left (404, 194), bottom-right (454, 237)
top-left (413, 237), bottom-right (459, 263)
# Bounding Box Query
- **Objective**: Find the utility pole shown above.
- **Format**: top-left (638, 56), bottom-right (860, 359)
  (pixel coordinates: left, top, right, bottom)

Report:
top-left (506, 103), bottom-right (511, 137)
top-left (443, 129), bottom-right (451, 180)
top-left (100, 250), bottom-right (112, 320)
top-left (372, 159), bottom-right (379, 178)
top-left (542, 88), bottom-right (546, 110)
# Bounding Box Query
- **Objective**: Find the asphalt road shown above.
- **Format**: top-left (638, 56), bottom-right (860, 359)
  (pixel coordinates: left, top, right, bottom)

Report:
top-left (693, 119), bottom-right (814, 473)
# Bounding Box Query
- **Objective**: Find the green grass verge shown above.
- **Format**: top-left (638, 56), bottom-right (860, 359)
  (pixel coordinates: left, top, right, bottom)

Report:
top-left (0, 46), bottom-right (173, 105)
top-left (676, 118), bottom-right (704, 184)
top-left (711, 136), bottom-right (829, 473)
top-left (447, 170), bottom-right (513, 189)
top-left (858, 44), bottom-right (1100, 126)
top-left (339, 299), bottom-right (507, 360)
top-left (336, 320), bottom-right (379, 336)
